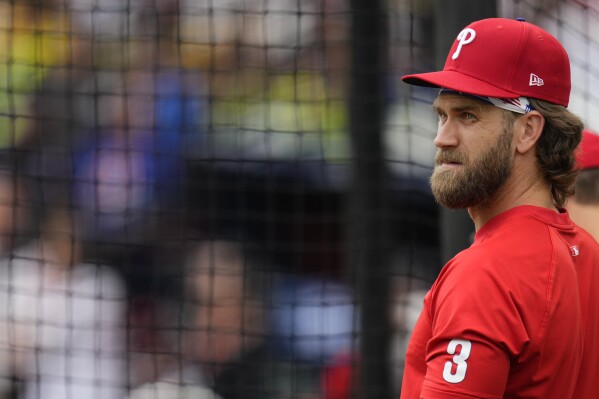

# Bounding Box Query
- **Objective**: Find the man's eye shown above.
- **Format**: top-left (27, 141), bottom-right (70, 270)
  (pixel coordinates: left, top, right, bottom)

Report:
top-left (438, 113), bottom-right (448, 123)
top-left (463, 112), bottom-right (477, 120)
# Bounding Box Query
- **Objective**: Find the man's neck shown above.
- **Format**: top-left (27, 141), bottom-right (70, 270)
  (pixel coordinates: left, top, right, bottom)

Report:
top-left (468, 169), bottom-right (556, 232)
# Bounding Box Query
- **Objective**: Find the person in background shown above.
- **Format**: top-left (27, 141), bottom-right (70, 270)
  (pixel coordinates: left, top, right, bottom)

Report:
top-left (130, 238), bottom-right (270, 399)
top-left (399, 17), bottom-right (599, 398)
top-left (0, 158), bottom-right (128, 399)
top-left (566, 129), bottom-right (599, 241)
top-left (130, 236), bottom-right (329, 399)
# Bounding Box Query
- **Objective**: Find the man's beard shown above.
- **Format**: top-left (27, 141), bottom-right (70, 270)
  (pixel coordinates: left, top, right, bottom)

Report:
top-left (430, 126), bottom-right (513, 209)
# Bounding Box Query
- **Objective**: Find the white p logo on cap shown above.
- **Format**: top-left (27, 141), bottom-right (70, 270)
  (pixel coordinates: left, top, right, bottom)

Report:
top-left (452, 28), bottom-right (476, 60)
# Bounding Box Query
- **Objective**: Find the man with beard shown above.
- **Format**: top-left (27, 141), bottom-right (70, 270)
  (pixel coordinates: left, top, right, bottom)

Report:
top-left (399, 18), bottom-right (599, 399)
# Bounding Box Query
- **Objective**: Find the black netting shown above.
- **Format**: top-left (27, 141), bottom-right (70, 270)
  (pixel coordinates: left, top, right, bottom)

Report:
top-left (0, 1), bottom-right (594, 398)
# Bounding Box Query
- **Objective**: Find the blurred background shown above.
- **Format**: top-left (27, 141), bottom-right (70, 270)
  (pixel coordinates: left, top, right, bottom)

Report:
top-left (0, 0), bottom-right (596, 398)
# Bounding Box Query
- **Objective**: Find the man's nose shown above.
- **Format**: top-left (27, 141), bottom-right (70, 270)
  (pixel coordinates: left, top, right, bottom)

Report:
top-left (433, 120), bottom-right (459, 148)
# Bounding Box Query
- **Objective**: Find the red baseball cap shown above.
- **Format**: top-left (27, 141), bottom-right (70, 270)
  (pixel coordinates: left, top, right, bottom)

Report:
top-left (577, 130), bottom-right (599, 170)
top-left (402, 18), bottom-right (571, 107)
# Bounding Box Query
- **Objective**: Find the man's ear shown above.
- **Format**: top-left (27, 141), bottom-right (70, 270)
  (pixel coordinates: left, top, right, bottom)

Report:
top-left (515, 111), bottom-right (545, 155)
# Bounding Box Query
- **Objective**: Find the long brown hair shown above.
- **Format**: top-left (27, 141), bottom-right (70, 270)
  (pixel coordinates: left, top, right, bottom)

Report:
top-left (528, 98), bottom-right (584, 208)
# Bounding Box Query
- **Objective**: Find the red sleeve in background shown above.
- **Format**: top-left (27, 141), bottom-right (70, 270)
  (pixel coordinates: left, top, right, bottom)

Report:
top-left (322, 352), bottom-right (359, 399)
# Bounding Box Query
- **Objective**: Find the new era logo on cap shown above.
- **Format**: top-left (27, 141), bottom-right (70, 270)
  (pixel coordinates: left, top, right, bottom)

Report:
top-left (529, 73), bottom-right (544, 86)
top-left (401, 18), bottom-right (571, 107)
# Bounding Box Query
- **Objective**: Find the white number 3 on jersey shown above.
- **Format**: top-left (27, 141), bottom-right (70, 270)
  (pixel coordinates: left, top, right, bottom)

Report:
top-left (443, 339), bottom-right (472, 383)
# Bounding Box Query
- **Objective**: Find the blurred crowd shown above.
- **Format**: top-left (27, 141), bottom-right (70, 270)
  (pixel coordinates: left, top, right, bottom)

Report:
top-left (0, 1), bottom-right (439, 398)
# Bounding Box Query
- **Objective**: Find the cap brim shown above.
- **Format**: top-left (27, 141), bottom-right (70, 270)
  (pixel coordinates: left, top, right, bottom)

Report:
top-left (401, 70), bottom-right (521, 99)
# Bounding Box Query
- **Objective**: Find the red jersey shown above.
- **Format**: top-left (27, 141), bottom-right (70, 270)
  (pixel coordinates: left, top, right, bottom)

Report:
top-left (400, 205), bottom-right (599, 399)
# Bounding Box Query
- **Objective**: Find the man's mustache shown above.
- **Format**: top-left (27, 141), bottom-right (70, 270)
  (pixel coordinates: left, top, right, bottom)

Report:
top-left (435, 149), bottom-right (467, 165)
